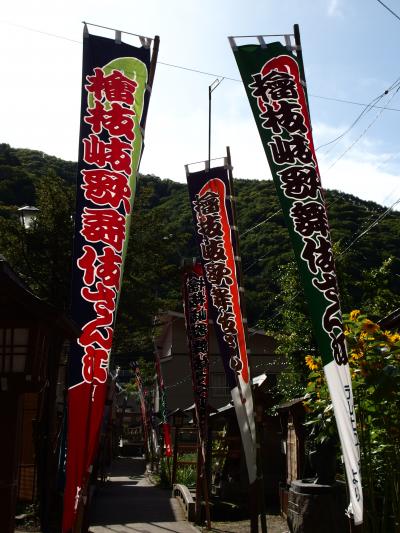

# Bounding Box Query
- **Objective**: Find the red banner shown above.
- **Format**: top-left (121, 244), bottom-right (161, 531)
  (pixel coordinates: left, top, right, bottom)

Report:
top-left (155, 352), bottom-right (172, 457)
top-left (183, 262), bottom-right (209, 458)
top-left (63, 28), bottom-right (156, 532)
top-left (186, 165), bottom-right (257, 484)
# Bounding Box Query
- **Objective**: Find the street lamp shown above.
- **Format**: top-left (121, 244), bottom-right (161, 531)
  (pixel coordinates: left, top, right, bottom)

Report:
top-left (18, 206), bottom-right (39, 229)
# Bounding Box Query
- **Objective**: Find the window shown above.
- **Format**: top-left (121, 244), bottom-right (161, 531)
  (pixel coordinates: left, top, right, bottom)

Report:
top-left (210, 372), bottom-right (230, 398)
top-left (0, 328), bottom-right (29, 373)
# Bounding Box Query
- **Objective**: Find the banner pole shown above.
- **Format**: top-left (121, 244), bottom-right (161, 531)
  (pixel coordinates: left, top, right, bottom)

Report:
top-left (195, 442), bottom-right (202, 523)
top-left (148, 35), bottom-right (160, 89)
top-left (208, 84), bottom-right (211, 166)
top-left (142, 35), bottom-right (160, 133)
top-left (182, 261), bottom-right (212, 529)
top-left (293, 25), bottom-right (305, 82)
top-left (293, 25), bottom-right (311, 116)
top-left (202, 471), bottom-right (212, 530)
top-left (208, 79), bottom-right (223, 167)
top-left (226, 146), bottom-right (267, 533)
top-left (200, 449), bottom-right (212, 530)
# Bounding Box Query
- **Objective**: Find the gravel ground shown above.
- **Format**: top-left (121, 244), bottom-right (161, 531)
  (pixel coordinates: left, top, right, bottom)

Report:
top-left (195, 514), bottom-right (290, 532)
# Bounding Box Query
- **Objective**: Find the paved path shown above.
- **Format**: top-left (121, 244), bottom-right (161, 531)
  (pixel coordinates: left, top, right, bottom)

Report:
top-left (89, 457), bottom-right (197, 533)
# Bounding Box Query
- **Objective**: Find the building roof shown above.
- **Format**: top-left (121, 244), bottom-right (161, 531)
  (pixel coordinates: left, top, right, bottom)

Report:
top-left (0, 256), bottom-right (79, 338)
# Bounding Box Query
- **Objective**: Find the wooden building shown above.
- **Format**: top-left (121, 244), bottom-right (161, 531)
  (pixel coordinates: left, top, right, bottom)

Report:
top-left (0, 256), bottom-right (78, 532)
top-left (155, 311), bottom-right (285, 410)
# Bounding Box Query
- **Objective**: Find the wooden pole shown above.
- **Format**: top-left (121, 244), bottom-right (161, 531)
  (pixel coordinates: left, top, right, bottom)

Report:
top-left (226, 147), bottom-right (267, 533)
top-left (202, 470), bottom-right (212, 530)
top-left (166, 454), bottom-right (172, 486)
top-left (195, 443), bottom-right (202, 522)
top-left (141, 35), bottom-right (160, 133)
top-left (0, 393), bottom-right (23, 533)
top-left (172, 427), bottom-right (179, 485)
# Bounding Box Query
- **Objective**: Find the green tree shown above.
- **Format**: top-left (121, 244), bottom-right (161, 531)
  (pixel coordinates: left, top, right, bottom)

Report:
top-left (112, 183), bottom-right (186, 359)
top-left (304, 312), bottom-right (400, 532)
top-left (0, 173), bottom-right (74, 308)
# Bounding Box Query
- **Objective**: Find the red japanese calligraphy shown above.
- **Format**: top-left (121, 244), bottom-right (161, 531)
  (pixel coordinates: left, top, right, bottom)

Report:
top-left (77, 245), bottom-right (97, 285)
top-left (85, 68), bottom-right (137, 105)
top-left (81, 207), bottom-right (126, 252)
top-left (81, 282), bottom-right (116, 313)
top-left (84, 101), bottom-right (135, 140)
top-left (83, 134), bottom-right (132, 175)
top-left (79, 281), bottom-right (115, 352)
top-left (77, 245), bottom-right (122, 290)
top-left (82, 345), bottom-right (108, 383)
top-left (79, 318), bottom-right (113, 351)
top-left (81, 169), bottom-right (131, 214)
top-left (96, 246), bottom-right (122, 289)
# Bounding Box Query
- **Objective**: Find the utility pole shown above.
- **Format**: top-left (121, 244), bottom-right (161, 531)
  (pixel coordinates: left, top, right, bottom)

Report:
top-left (208, 78), bottom-right (223, 167)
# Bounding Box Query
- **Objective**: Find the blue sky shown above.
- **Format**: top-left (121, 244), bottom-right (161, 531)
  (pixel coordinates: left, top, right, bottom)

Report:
top-left (1, 0), bottom-right (399, 207)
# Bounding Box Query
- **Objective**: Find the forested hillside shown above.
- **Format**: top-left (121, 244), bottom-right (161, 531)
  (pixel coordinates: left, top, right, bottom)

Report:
top-left (1, 143), bottom-right (400, 357)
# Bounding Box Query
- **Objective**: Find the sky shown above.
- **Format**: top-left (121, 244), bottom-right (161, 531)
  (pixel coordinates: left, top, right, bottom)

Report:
top-left (1, 0), bottom-right (400, 208)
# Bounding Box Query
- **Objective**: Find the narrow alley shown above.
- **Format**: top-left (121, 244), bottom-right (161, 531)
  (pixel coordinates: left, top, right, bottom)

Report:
top-left (89, 457), bottom-right (196, 533)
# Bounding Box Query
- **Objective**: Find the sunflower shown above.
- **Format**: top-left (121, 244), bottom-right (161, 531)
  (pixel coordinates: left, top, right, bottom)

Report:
top-left (361, 319), bottom-right (380, 334)
top-left (349, 349), bottom-right (364, 361)
top-left (349, 309), bottom-right (361, 321)
top-left (389, 332), bottom-right (400, 343)
top-left (305, 355), bottom-right (319, 371)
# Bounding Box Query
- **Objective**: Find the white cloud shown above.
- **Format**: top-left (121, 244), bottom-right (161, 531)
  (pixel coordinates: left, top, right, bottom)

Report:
top-left (327, 0), bottom-right (343, 17)
top-left (318, 151), bottom-right (400, 208)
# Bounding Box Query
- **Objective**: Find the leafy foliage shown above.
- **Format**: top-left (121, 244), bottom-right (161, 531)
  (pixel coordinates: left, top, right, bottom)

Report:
top-left (303, 312), bottom-right (400, 532)
top-left (0, 145), bottom-right (400, 364)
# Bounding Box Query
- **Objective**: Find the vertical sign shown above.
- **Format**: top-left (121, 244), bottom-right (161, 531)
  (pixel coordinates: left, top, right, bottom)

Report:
top-left (231, 32), bottom-right (363, 524)
top-left (133, 362), bottom-right (150, 455)
top-left (186, 166), bottom-right (257, 484)
top-left (155, 352), bottom-right (172, 457)
top-left (183, 262), bottom-right (209, 458)
top-left (63, 28), bottom-right (157, 532)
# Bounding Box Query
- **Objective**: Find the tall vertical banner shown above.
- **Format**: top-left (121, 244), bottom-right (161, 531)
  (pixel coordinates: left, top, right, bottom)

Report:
top-left (183, 262), bottom-right (210, 460)
top-left (186, 166), bottom-right (257, 484)
top-left (133, 362), bottom-right (151, 456)
top-left (231, 31), bottom-right (363, 524)
top-left (155, 352), bottom-right (172, 457)
top-left (63, 27), bottom-right (158, 532)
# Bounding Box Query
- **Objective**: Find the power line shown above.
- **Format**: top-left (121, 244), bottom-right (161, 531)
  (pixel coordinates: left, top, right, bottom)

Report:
top-left (1, 19), bottom-right (400, 113)
top-left (338, 196), bottom-right (400, 256)
top-left (241, 208), bottom-right (281, 236)
top-left (310, 93), bottom-right (400, 113)
top-left (316, 84), bottom-right (395, 152)
top-left (157, 61), bottom-right (239, 82)
top-left (376, 0), bottom-right (400, 22)
top-left (0, 20), bottom-right (81, 43)
top-left (325, 83), bottom-right (400, 171)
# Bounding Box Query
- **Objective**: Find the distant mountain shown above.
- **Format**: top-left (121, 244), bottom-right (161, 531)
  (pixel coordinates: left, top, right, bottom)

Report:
top-left (1, 143), bottom-right (399, 328)
top-left (0, 143), bottom-right (76, 208)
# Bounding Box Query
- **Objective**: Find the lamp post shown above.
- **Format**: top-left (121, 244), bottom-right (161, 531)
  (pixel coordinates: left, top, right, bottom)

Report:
top-left (17, 206), bottom-right (39, 229)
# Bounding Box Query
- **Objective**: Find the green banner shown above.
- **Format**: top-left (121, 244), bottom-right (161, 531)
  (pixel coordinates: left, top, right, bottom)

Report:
top-left (233, 41), bottom-right (344, 367)
top-left (232, 38), bottom-right (363, 524)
